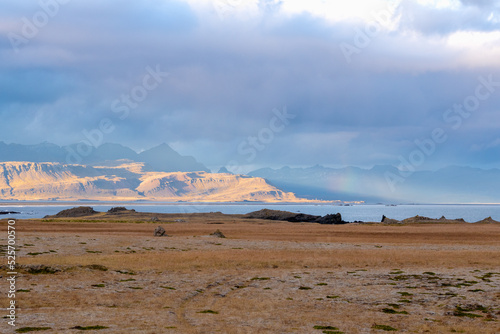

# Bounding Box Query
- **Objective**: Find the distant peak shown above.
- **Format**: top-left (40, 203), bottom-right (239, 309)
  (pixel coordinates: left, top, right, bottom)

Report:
top-left (218, 166), bottom-right (232, 174)
top-left (149, 143), bottom-right (175, 151)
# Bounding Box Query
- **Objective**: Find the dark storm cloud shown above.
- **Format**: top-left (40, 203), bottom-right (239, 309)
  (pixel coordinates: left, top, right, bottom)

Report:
top-left (0, 0), bottom-right (499, 170)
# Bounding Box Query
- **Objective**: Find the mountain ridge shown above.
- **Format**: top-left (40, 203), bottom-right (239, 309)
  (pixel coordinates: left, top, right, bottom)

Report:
top-left (0, 161), bottom-right (313, 202)
top-left (0, 142), bottom-right (209, 173)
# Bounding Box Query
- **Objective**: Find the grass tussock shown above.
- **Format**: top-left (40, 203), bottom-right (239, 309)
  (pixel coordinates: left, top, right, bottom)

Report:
top-left (15, 328), bottom-right (51, 333)
top-left (71, 325), bottom-right (109, 330)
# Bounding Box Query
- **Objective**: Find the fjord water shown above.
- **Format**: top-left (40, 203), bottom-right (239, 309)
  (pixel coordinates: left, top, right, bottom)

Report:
top-left (2, 203), bottom-right (500, 222)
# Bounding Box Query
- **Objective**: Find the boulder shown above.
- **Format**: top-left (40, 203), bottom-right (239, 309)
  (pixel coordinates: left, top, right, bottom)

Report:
top-left (210, 229), bottom-right (226, 238)
top-left (154, 226), bottom-right (166, 237)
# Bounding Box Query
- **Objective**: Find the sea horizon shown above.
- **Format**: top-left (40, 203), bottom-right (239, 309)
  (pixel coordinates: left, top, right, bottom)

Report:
top-left (3, 201), bottom-right (500, 223)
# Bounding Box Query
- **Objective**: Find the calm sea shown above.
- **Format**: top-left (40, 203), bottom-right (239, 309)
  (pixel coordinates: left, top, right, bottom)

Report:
top-left (1, 203), bottom-right (500, 222)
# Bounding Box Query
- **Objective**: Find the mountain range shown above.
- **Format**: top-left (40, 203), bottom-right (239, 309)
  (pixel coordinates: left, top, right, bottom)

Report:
top-left (0, 161), bottom-right (303, 202)
top-left (0, 142), bottom-right (208, 173)
top-left (1, 142), bottom-right (499, 203)
top-left (249, 165), bottom-right (500, 204)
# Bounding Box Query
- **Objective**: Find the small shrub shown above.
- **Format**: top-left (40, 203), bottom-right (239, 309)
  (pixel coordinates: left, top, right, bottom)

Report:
top-left (15, 328), bottom-right (51, 333)
top-left (452, 311), bottom-right (482, 318)
top-left (387, 303), bottom-right (400, 309)
top-left (382, 308), bottom-right (408, 314)
top-left (398, 291), bottom-right (413, 296)
top-left (313, 325), bottom-right (338, 330)
top-left (197, 310), bottom-right (218, 314)
top-left (389, 270), bottom-right (404, 274)
top-left (84, 264), bottom-right (108, 271)
top-left (71, 325), bottom-right (109, 330)
top-left (372, 324), bottom-right (397, 331)
top-left (24, 265), bottom-right (59, 275)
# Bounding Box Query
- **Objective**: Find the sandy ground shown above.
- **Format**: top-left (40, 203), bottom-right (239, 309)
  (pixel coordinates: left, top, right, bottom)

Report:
top-left (1, 215), bottom-right (499, 333)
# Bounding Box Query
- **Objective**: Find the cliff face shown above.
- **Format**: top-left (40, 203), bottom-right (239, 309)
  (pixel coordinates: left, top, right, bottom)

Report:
top-left (0, 161), bottom-right (301, 202)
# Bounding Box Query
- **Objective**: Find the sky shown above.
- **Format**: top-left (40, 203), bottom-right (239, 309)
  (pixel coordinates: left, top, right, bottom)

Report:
top-left (1, 0), bottom-right (500, 173)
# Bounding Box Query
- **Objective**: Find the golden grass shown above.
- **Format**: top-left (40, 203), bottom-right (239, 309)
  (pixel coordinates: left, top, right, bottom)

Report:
top-left (19, 248), bottom-right (500, 271)
top-left (3, 216), bottom-right (499, 333)
top-left (7, 218), bottom-right (500, 245)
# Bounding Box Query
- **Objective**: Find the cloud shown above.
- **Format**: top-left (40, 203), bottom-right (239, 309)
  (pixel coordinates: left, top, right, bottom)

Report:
top-left (0, 0), bottom-right (499, 170)
top-left (396, 0), bottom-right (500, 35)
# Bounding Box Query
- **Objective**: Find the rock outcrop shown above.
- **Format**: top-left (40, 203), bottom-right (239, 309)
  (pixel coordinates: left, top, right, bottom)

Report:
top-left (53, 206), bottom-right (98, 218)
top-left (402, 215), bottom-right (466, 224)
top-left (108, 207), bottom-right (136, 214)
top-left (474, 216), bottom-right (500, 224)
top-left (316, 213), bottom-right (346, 224)
top-left (245, 209), bottom-right (347, 224)
top-left (381, 215), bottom-right (400, 224)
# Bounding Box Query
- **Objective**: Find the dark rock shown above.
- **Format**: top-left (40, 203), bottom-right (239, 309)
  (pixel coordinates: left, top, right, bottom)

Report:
top-left (286, 213), bottom-right (321, 222)
top-left (154, 226), bottom-right (166, 237)
top-left (245, 209), bottom-right (319, 222)
top-left (53, 206), bottom-right (98, 218)
top-left (245, 209), bottom-right (301, 221)
top-left (108, 207), bottom-right (136, 214)
top-left (246, 208), bottom-right (349, 224)
top-left (210, 229), bottom-right (226, 238)
top-left (0, 211), bottom-right (20, 215)
top-left (315, 213), bottom-right (347, 224)
top-left (381, 215), bottom-right (400, 224)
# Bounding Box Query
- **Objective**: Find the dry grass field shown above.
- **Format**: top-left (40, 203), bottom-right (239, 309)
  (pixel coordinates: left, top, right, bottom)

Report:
top-left (1, 211), bottom-right (499, 333)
